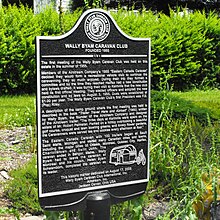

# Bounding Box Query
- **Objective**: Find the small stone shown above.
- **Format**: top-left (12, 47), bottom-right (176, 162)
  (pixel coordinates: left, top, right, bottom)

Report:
top-left (11, 140), bottom-right (20, 145)
top-left (0, 170), bottom-right (10, 180)
top-left (24, 213), bottom-right (32, 217)
top-left (211, 201), bottom-right (220, 220)
top-left (143, 201), bottom-right (170, 219)
top-left (20, 216), bottom-right (45, 220)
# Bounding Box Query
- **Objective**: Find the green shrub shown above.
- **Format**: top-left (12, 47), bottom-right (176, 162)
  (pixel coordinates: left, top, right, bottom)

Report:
top-left (0, 5), bottom-right (41, 94)
top-left (0, 6), bottom-right (219, 94)
top-left (36, 6), bottom-right (61, 36)
top-left (0, 5), bottom-right (81, 95)
top-left (112, 9), bottom-right (220, 90)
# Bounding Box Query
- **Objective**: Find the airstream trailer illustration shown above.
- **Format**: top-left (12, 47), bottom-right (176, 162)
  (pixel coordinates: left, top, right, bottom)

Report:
top-left (109, 145), bottom-right (146, 166)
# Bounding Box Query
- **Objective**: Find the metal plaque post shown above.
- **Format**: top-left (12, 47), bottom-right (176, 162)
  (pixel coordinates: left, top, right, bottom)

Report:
top-left (83, 192), bottom-right (110, 220)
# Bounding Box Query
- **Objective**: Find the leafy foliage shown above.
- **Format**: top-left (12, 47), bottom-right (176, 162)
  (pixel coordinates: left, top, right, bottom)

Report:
top-left (0, 5), bottom-right (40, 94)
top-left (112, 9), bottom-right (220, 90)
top-left (105, 0), bottom-right (220, 15)
top-left (111, 196), bottom-right (144, 220)
top-left (0, 6), bottom-right (219, 94)
top-left (0, 5), bottom-right (81, 95)
top-left (193, 170), bottom-right (220, 219)
top-left (5, 156), bottom-right (42, 214)
top-left (149, 92), bottom-right (220, 219)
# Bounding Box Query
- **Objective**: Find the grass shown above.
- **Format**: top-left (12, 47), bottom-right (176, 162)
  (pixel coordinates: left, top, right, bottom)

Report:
top-left (170, 89), bottom-right (220, 119)
top-left (0, 156), bottom-right (11, 161)
top-left (5, 156), bottom-right (42, 215)
top-left (0, 91), bottom-right (219, 219)
top-left (0, 90), bottom-right (219, 127)
top-left (152, 89), bottom-right (220, 123)
top-left (8, 89), bottom-right (216, 153)
top-left (149, 89), bottom-right (220, 219)
top-left (0, 95), bottom-right (36, 128)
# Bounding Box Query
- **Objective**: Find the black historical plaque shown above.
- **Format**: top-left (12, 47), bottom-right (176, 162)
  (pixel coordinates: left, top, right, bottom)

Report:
top-left (37, 9), bottom-right (150, 210)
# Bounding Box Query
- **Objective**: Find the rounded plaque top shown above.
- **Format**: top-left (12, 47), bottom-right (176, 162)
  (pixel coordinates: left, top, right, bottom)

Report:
top-left (84, 12), bottom-right (110, 42)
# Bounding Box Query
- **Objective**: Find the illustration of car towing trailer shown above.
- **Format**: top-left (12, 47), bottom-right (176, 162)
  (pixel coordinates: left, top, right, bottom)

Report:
top-left (109, 145), bottom-right (146, 166)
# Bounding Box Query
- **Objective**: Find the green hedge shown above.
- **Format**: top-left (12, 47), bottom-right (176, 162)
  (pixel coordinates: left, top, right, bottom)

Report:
top-left (112, 9), bottom-right (220, 90)
top-left (0, 6), bottom-right (219, 94)
top-left (0, 5), bottom-right (81, 94)
top-left (0, 5), bottom-right (39, 94)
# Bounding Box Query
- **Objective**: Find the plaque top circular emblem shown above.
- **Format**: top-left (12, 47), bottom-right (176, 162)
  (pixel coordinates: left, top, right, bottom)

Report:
top-left (84, 12), bottom-right (110, 42)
